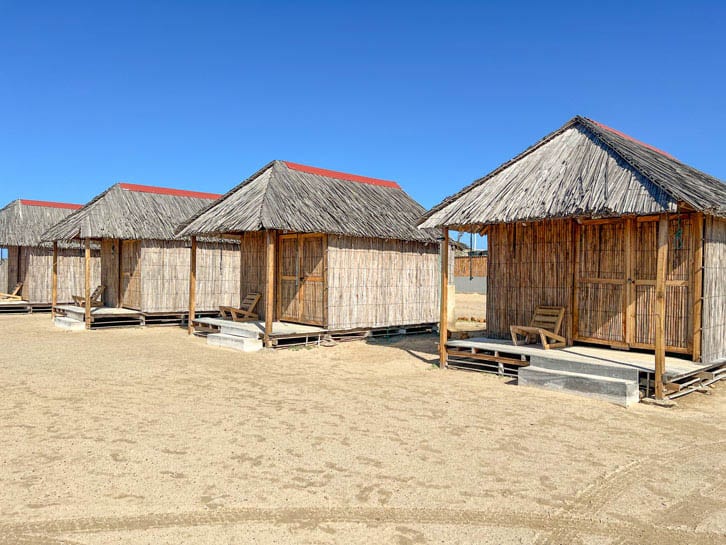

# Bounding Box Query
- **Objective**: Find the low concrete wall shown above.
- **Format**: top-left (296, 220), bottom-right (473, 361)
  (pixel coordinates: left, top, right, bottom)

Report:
top-left (454, 276), bottom-right (486, 294)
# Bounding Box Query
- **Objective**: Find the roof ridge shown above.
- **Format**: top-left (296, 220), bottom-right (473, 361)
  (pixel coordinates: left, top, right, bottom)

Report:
top-left (583, 117), bottom-right (676, 159)
top-left (117, 182), bottom-right (220, 200)
top-left (282, 160), bottom-right (400, 189)
top-left (18, 199), bottom-right (83, 210)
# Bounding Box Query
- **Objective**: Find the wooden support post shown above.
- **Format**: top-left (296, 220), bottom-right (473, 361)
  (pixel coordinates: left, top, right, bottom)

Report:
top-left (51, 241), bottom-right (58, 318)
top-left (187, 236), bottom-right (197, 335)
top-left (84, 238), bottom-right (91, 330)
top-left (624, 217), bottom-right (635, 346)
top-left (264, 230), bottom-right (276, 347)
top-left (692, 213), bottom-right (704, 362)
top-left (439, 227), bottom-right (449, 368)
top-left (654, 215), bottom-right (669, 400)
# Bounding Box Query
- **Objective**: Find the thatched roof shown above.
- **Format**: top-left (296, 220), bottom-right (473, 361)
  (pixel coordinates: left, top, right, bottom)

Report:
top-left (0, 199), bottom-right (83, 247)
top-left (43, 183), bottom-right (221, 241)
top-left (420, 116), bottom-right (726, 229)
top-left (177, 160), bottom-right (436, 242)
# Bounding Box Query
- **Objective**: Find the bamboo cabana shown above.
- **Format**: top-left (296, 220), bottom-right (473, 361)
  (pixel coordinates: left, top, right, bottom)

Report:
top-left (177, 160), bottom-right (440, 345)
top-left (42, 183), bottom-right (240, 328)
top-left (0, 199), bottom-right (100, 311)
top-left (420, 116), bottom-right (726, 400)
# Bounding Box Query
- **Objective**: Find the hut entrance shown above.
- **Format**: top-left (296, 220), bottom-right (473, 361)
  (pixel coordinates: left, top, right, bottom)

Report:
top-left (120, 240), bottom-right (142, 310)
top-left (575, 216), bottom-right (694, 353)
top-left (277, 234), bottom-right (326, 326)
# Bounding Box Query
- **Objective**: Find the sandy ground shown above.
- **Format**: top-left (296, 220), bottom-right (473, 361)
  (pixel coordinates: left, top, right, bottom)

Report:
top-left (0, 314), bottom-right (724, 545)
top-left (455, 293), bottom-right (486, 321)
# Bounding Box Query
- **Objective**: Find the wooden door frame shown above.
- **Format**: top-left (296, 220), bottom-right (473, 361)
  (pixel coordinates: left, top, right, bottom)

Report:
top-left (275, 232), bottom-right (328, 327)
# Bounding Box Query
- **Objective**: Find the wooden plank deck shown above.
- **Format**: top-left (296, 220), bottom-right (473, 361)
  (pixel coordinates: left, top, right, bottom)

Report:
top-left (447, 337), bottom-right (715, 380)
top-left (194, 317), bottom-right (326, 339)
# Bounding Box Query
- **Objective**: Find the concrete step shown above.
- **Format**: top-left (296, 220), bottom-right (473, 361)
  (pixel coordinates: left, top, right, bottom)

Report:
top-left (518, 366), bottom-right (640, 407)
top-left (207, 333), bottom-right (263, 352)
top-left (530, 354), bottom-right (640, 382)
top-left (54, 316), bottom-right (85, 331)
top-left (219, 324), bottom-right (260, 339)
top-left (63, 308), bottom-right (86, 322)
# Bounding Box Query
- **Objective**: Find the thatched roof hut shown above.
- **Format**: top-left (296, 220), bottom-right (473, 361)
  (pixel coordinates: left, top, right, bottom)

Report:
top-left (421, 116), bottom-right (726, 399)
top-left (178, 160), bottom-right (440, 343)
top-left (43, 183), bottom-right (240, 327)
top-left (0, 199), bottom-right (100, 306)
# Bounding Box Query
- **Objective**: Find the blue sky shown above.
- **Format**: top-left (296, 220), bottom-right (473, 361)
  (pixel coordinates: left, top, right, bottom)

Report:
top-left (1, 1), bottom-right (725, 211)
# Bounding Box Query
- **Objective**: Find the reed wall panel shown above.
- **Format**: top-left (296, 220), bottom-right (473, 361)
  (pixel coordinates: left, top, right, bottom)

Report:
top-left (326, 236), bottom-right (439, 330)
top-left (101, 240), bottom-right (120, 307)
top-left (454, 255), bottom-right (487, 277)
top-left (0, 258), bottom-right (6, 293)
top-left (14, 245), bottom-right (100, 303)
top-left (139, 239), bottom-right (240, 313)
top-left (7, 246), bottom-right (19, 290)
top-left (487, 219), bottom-right (574, 341)
top-left (239, 232), bottom-right (267, 320)
top-left (702, 216), bottom-right (726, 363)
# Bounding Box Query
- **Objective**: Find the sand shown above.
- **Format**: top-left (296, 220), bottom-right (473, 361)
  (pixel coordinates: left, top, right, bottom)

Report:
top-left (0, 314), bottom-right (724, 544)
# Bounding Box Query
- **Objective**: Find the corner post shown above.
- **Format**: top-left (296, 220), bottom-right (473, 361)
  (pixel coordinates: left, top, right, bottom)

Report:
top-left (654, 214), bottom-right (669, 399)
top-left (439, 227), bottom-right (449, 368)
top-left (51, 241), bottom-right (58, 318)
top-left (264, 230), bottom-right (276, 347)
top-left (188, 236), bottom-right (197, 335)
top-left (84, 238), bottom-right (91, 330)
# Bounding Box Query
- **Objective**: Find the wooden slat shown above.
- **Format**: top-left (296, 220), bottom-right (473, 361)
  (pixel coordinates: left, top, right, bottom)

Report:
top-left (51, 241), bottom-right (58, 318)
top-left (439, 227), bottom-right (449, 368)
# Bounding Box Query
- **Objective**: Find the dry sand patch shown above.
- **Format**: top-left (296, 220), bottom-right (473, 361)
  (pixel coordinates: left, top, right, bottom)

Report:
top-left (0, 314), bottom-right (724, 544)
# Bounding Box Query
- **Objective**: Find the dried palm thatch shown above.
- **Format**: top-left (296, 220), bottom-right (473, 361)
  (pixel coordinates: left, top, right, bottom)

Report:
top-left (42, 184), bottom-right (221, 242)
top-left (420, 116), bottom-right (726, 229)
top-left (0, 200), bottom-right (82, 247)
top-left (177, 161), bottom-right (437, 242)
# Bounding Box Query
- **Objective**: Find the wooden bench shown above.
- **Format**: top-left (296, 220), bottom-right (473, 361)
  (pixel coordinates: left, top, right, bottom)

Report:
top-left (219, 293), bottom-right (261, 322)
top-left (510, 306), bottom-right (566, 350)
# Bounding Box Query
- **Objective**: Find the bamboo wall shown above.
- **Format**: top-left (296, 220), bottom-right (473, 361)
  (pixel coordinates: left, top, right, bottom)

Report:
top-left (327, 236), bottom-right (439, 330)
top-left (487, 220), bottom-right (575, 341)
top-left (139, 240), bottom-right (240, 313)
top-left (0, 257), bottom-right (7, 293)
top-left (702, 216), bottom-right (726, 363)
top-left (5, 245), bottom-right (100, 303)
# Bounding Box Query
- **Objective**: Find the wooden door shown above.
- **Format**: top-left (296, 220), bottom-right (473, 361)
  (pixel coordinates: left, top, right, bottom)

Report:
top-left (277, 234), bottom-right (326, 326)
top-left (631, 216), bottom-right (693, 353)
top-left (120, 240), bottom-right (142, 310)
top-left (575, 221), bottom-right (627, 346)
top-left (575, 216), bottom-right (694, 353)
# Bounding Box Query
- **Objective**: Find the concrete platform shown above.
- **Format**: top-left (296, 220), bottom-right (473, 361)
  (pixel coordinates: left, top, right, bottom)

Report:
top-left (55, 305), bottom-right (142, 322)
top-left (519, 366), bottom-right (640, 407)
top-left (194, 317), bottom-right (326, 339)
top-left (54, 316), bottom-right (86, 331)
top-left (0, 300), bottom-right (31, 313)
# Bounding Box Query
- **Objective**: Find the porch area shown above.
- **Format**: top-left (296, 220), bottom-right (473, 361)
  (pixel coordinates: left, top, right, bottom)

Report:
top-left (192, 316), bottom-right (328, 351)
top-left (446, 337), bottom-right (726, 406)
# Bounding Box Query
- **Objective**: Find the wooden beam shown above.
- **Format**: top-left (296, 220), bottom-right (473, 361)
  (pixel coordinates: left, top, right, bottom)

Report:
top-left (84, 238), bottom-right (91, 330)
top-left (187, 236), bottom-right (197, 335)
top-left (264, 230), bottom-right (276, 347)
top-left (439, 227), bottom-right (449, 368)
top-left (654, 215), bottom-right (669, 400)
top-left (624, 217), bottom-right (635, 346)
top-left (692, 213), bottom-right (704, 362)
top-left (51, 241), bottom-right (58, 318)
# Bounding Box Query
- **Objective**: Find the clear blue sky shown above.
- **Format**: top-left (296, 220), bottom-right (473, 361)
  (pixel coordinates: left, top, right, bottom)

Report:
top-left (1, 1), bottom-right (724, 210)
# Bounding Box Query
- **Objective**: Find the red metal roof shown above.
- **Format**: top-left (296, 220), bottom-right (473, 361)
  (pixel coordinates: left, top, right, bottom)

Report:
top-left (118, 183), bottom-right (221, 200)
top-left (283, 161), bottom-right (400, 189)
top-left (589, 119), bottom-right (676, 159)
top-left (19, 199), bottom-right (83, 210)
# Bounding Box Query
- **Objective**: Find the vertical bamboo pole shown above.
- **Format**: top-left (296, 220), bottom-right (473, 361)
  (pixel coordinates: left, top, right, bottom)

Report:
top-left (692, 213), bottom-right (704, 362)
top-left (264, 230), bottom-right (276, 347)
top-left (187, 236), bottom-right (197, 335)
top-left (51, 241), bottom-right (58, 318)
top-left (439, 227), bottom-right (449, 368)
top-left (84, 238), bottom-right (91, 330)
top-left (654, 215), bottom-right (669, 400)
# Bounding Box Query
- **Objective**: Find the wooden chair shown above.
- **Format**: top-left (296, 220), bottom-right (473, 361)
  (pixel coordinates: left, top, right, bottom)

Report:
top-left (219, 293), bottom-right (261, 322)
top-left (72, 285), bottom-right (105, 308)
top-left (0, 282), bottom-right (23, 300)
top-left (510, 306), bottom-right (566, 349)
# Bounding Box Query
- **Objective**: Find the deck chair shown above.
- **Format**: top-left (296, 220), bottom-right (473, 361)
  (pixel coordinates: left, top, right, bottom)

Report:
top-left (72, 285), bottom-right (105, 308)
top-left (0, 282), bottom-right (23, 301)
top-left (219, 293), bottom-right (261, 322)
top-left (510, 306), bottom-right (566, 350)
